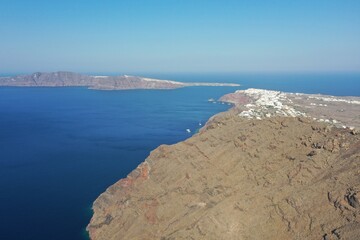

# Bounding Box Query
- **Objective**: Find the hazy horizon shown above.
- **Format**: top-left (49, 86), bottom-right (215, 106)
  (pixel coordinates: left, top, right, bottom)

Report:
top-left (1, 0), bottom-right (360, 73)
top-left (1, 70), bottom-right (360, 77)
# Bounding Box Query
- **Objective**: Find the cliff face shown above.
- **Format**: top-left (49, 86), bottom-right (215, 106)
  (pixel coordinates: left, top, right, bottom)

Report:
top-left (87, 89), bottom-right (360, 240)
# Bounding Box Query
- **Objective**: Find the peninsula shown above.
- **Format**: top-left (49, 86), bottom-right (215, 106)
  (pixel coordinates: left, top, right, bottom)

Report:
top-left (88, 89), bottom-right (360, 240)
top-left (0, 72), bottom-right (239, 90)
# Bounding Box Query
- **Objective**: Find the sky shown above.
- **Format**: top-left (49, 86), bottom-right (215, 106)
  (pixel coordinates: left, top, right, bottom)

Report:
top-left (0, 0), bottom-right (359, 74)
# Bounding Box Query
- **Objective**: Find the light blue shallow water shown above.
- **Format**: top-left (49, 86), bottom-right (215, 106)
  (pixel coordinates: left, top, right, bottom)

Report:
top-left (0, 73), bottom-right (359, 240)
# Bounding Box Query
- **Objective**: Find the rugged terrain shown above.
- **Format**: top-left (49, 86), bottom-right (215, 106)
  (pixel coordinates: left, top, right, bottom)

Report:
top-left (88, 89), bottom-right (360, 240)
top-left (0, 72), bottom-right (239, 90)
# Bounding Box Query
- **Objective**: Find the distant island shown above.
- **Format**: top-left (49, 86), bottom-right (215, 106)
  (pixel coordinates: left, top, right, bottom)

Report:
top-left (0, 72), bottom-right (240, 90)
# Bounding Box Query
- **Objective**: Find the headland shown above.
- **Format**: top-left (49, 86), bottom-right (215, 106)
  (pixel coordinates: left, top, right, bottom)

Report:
top-left (87, 88), bottom-right (360, 240)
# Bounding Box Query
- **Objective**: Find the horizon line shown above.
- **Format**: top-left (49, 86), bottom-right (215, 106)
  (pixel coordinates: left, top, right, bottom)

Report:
top-left (1, 70), bottom-right (360, 77)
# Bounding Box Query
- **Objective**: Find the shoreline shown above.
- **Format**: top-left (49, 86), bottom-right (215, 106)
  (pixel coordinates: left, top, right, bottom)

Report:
top-left (0, 71), bottom-right (240, 91)
top-left (87, 88), bottom-right (360, 239)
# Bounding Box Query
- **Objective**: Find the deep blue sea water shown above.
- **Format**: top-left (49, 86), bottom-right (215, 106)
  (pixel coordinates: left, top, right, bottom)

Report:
top-left (0, 73), bottom-right (359, 240)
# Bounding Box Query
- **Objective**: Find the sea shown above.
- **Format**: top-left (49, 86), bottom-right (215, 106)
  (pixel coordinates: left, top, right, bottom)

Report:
top-left (0, 73), bottom-right (359, 240)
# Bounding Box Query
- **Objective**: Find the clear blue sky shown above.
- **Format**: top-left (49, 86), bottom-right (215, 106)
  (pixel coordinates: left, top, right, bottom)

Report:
top-left (0, 0), bottom-right (359, 74)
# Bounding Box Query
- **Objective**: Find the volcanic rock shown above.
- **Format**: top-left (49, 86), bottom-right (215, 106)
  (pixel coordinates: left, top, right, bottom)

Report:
top-left (87, 89), bottom-right (360, 239)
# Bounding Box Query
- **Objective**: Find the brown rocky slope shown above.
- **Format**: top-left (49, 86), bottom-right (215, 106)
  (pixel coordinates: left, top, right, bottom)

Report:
top-left (88, 90), bottom-right (360, 240)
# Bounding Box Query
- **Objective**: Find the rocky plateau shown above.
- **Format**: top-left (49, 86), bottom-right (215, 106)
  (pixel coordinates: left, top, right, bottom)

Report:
top-left (87, 89), bottom-right (360, 240)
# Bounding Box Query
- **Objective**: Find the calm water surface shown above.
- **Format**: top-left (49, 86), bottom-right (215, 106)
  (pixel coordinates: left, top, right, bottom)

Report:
top-left (0, 73), bottom-right (359, 240)
top-left (0, 86), bottom-right (233, 240)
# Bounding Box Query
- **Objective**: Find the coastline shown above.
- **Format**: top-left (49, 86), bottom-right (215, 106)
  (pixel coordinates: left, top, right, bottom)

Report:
top-left (86, 106), bottom-right (236, 239)
top-left (87, 88), bottom-right (360, 240)
top-left (0, 71), bottom-right (240, 91)
top-left (0, 85), bottom-right (234, 240)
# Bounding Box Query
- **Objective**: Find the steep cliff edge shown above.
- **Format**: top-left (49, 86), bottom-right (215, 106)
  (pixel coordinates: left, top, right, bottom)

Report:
top-left (87, 89), bottom-right (360, 240)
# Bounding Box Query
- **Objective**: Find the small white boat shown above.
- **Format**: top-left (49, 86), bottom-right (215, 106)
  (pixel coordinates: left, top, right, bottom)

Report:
top-left (186, 129), bottom-right (191, 133)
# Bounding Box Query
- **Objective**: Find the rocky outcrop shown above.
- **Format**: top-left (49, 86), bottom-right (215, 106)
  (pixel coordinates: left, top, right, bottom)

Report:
top-left (87, 89), bottom-right (360, 240)
top-left (0, 72), bottom-right (239, 90)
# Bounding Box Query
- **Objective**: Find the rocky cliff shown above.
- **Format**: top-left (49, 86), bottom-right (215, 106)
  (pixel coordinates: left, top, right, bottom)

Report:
top-left (87, 89), bottom-right (360, 240)
top-left (0, 72), bottom-right (239, 90)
